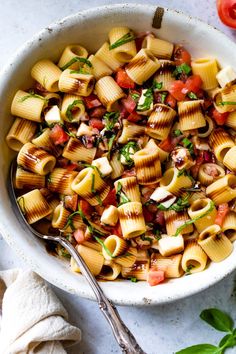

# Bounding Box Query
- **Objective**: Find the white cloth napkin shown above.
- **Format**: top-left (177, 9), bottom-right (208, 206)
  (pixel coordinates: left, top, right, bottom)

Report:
top-left (0, 269), bottom-right (81, 354)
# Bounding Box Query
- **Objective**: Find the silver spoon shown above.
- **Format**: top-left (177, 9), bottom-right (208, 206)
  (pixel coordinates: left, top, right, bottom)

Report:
top-left (8, 159), bottom-right (146, 354)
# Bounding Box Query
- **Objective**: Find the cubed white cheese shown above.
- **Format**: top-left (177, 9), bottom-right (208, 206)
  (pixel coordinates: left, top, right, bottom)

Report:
top-left (120, 146), bottom-right (135, 165)
top-left (101, 205), bottom-right (119, 226)
top-left (158, 235), bottom-right (184, 257)
top-left (92, 157), bottom-right (112, 176)
top-left (137, 89), bottom-right (153, 115)
top-left (150, 187), bottom-right (176, 208)
top-left (77, 122), bottom-right (94, 137)
top-left (216, 66), bottom-right (236, 88)
top-left (44, 105), bottom-right (63, 125)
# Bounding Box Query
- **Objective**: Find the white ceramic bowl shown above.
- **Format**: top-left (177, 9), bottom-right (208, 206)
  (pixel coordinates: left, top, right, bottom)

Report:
top-left (0, 3), bottom-right (236, 306)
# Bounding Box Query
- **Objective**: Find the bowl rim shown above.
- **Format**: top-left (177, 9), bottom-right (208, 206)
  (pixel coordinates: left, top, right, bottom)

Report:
top-left (1, 3), bottom-right (236, 306)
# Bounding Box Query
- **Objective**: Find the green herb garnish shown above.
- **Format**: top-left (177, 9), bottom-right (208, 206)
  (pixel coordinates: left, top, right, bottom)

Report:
top-left (94, 236), bottom-right (114, 258)
top-left (174, 129), bottom-right (183, 137)
top-left (173, 63), bottom-right (192, 78)
top-left (174, 201), bottom-right (215, 236)
top-left (177, 168), bottom-right (195, 183)
top-left (103, 111), bottom-right (120, 131)
top-left (120, 141), bottom-right (138, 167)
top-left (70, 69), bottom-right (90, 75)
top-left (185, 264), bottom-right (195, 275)
top-left (161, 92), bottom-right (168, 104)
top-left (116, 182), bottom-right (131, 206)
top-left (130, 93), bottom-right (140, 101)
top-left (158, 194), bottom-right (190, 212)
top-left (17, 196), bottom-right (26, 215)
top-left (176, 308), bottom-right (236, 354)
top-left (19, 92), bottom-right (46, 103)
top-left (65, 99), bottom-right (84, 121)
top-left (109, 32), bottom-right (135, 50)
top-left (182, 137), bottom-right (194, 155)
top-left (140, 234), bottom-right (153, 243)
top-left (217, 101), bottom-right (236, 106)
top-left (153, 81), bottom-right (163, 90)
top-left (91, 173), bottom-right (103, 206)
top-left (137, 88), bottom-right (153, 112)
top-left (129, 277), bottom-right (138, 283)
top-left (187, 91), bottom-right (198, 100)
top-left (60, 57), bottom-right (92, 71)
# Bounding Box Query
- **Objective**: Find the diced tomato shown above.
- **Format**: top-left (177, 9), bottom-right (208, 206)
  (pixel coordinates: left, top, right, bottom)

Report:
top-left (102, 188), bottom-right (117, 207)
top-left (122, 168), bottom-right (136, 177)
top-left (203, 151), bottom-right (214, 163)
top-left (121, 95), bottom-right (137, 113)
top-left (89, 118), bottom-right (104, 131)
top-left (158, 135), bottom-right (176, 153)
top-left (165, 93), bottom-right (177, 109)
top-left (50, 124), bottom-right (69, 145)
top-left (185, 75), bottom-right (203, 93)
top-left (215, 203), bottom-right (230, 227)
top-left (66, 163), bottom-right (78, 171)
top-left (217, 0), bottom-right (236, 29)
top-left (147, 269), bottom-right (165, 286)
top-left (90, 107), bottom-right (106, 119)
top-left (143, 206), bottom-right (154, 222)
top-left (116, 68), bottom-right (135, 89)
top-left (174, 46), bottom-right (191, 66)
top-left (155, 211), bottom-right (165, 227)
top-left (83, 94), bottom-right (102, 109)
top-left (211, 108), bottom-right (229, 125)
top-left (169, 80), bottom-right (186, 101)
top-left (64, 195), bottom-right (78, 211)
top-left (73, 229), bottom-right (85, 244)
top-left (127, 111), bottom-right (142, 123)
top-left (79, 199), bottom-right (93, 216)
top-left (111, 223), bottom-right (123, 237)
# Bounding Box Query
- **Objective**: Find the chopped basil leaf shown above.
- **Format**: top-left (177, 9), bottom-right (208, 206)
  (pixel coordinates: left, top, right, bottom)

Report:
top-left (116, 182), bottom-right (131, 206)
top-left (65, 99), bottom-right (84, 121)
top-left (17, 196), bottom-right (26, 215)
top-left (70, 69), bottom-right (90, 75)
top-left (18, 92), bottom-right (46, 103)
top-left (157, 194), bottom-right (190, 212)
top-left (182, 137), bottom-right (194, 155)
top-left (60, 57), bottom-right (92, 71)
top-left (153, 81), bottom-right (163, 90)
top-left (161, 92), bottom-right (168, 104)
top-left (137, 88), bottom-right (153, 112)
top-left (217, 101), bottom-right (236, 106)
top-left (141, 234), bottom-right (153, 243)
top-left (130, 93), bottom-right (140, 101)
top-left (174, 200), bottom-right (215, 236)
top-left (109, 32), bottom-right (135, 50)
top-left (120, 141), bottom-right (139, 167)
top-left (187, 91), bottom-right (198, 100)
top-left (91, 173), bottom-right (96, 194)
top-left (173, 63), bottom-right (192, 78)
top-left (94, 236), bottom-right (114, 258)
top-left (129, 277), bottom-right (138, 283)
top-left (103, 111), bottom-right (120, 131)
top-left (185, 264), bottom-right (195, 274)
top-left (174, 129), bottom-right (183, 137)
top-left (177, 168), bottom-right (195, 183)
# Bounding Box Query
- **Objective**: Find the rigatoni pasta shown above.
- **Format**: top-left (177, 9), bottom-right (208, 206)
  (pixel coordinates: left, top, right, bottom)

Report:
top-left (8, 27), bottom-right (236, 286)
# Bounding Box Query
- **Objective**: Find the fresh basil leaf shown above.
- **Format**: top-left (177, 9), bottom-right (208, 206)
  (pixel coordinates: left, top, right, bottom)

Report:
top-left (161, 92), bottom-right (168, 103)
top-left (129, 277), bottom-right (137, 283)
top-left (66, 99), bottom-right (84, 121)
top-left (182, 137), bottom-right (194, 155)
top-left (188, 92), bottom-right (198, 100)
top-left (109, 32), bottom-right (135, 50)
top-left (130, 92), bottom-right (140, 101)
top-left (94, 236), bottom-right (114, 258)
top-left (137, 88), bottom-right (153, 112)
top-left (174, 129), bottom-right (183, 137)
top-left (153, 81), bottom-right (163, 90)
top-left (175, 344), bottom-right (219, 354)
top-left (119, 141), bottom-right (139, 167)
top-left (116, 182), bottom-right (131, 206)
top-left (217, 101), bottom-right (236, 106)
top-left (18, 92), bottom-right (46, 103)
top-left (219, 334), bottom-right (236, 349)
top-left (103, 111), bottom-right (120, 131)
top-left (200, 309), bottom-right (234, 333)
top-left (60, 56), bottom-right (92, 71)
top-left (173, 63), bottom-right (192, 78)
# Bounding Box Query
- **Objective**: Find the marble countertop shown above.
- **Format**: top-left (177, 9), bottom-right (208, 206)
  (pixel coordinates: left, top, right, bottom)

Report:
top-left (1, 1), bottom-right (236, 353)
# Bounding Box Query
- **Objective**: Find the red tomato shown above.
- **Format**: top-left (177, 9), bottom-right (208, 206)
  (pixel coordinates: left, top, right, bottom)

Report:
top-left (212, 108), bottom-right (229, 125)
top-left (217, 0), bottom-right (236, 29)
top-left (143, 206), bottom-right (154, 222)
top-left (64, 195), bottom-right (78, 211)
top-left (73, 229), bottom-right (85, 244)
top-left (169, 80), bottom-right (186, 101)
top-left (165, 93), bottom-right (177, 109)
top-left (116, 68), bottom-right (135, 89)
top-left (127, 111), bottom-right (142, 123)
top-left (147, 269), bottom-right (165, 286)
top-left (215, 203), bottom-right (230, 227)
top-left (174, 46), bottom-right (191, 66)
top-left (50, 124), bottom-right (69, 145)
top-left (185, 75), bottom-right (203, 93)
top-left (79, 199), bottom-right (93, 216)
top-left (102, 188), bottom-right (117, 207)
top-left (89, 118), bottom-right (104, 130)
top-left (66, 163), bottom-right (79, 171)
top-left (90, 107), bottom-right (106, 119)
top-left (111, 223), bottom-right (123, 237)
top-left (121, 95), bottom-right (136, 113)
top-left (158, 135), bottom-right (177, 153)
top-left (83, 94), bottom-right (102, 109)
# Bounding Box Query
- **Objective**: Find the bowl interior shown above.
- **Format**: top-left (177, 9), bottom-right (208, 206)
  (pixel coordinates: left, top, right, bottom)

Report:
top-left (0, 4), bottom-right (236, 305)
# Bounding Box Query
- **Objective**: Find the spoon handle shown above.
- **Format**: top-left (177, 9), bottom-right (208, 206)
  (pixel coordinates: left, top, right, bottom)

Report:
top-left (60, 238), bottom-right (146, 354)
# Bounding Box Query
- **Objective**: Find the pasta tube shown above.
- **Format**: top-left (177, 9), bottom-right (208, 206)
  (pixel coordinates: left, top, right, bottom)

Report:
top-left (47, 168), bottom-right (78, 195)
top-left (178, 100), bottom-right (206, 131)
top-left (95, 76), bottom-right (125, 112)
top-left (118, 202), bottom-right (146, 239)
top-left (198, 163), bottom-right (225, 186)
top-left (133, 148), bottom-right (162, 185)
top-left (71, 244), bottom-right (104, 276)
top-left (151, 254), bottom-right (183, 278)
top-left (145, 104), bottom-right (176, 140)
top-left (222, 211), bottom-right (236, 242)
top-left (31, 59), bottom-right (62, 92)
top-left (108, 27), bottom-right (136, 62)
top-left (206, 174), bottom-right (236, 205)
top-left (209, 128), bottom-right (234, 162)
top-left (181, 241), bottom-right (208, 273)
top-left (188, 198), bottom-right (217, 232)
top-left (102, 235), bottom-right (128, 261)
top-left (59, 69), bottom-right (95, 96)
top-left (6, 118), bottom-right (37, 151)
top-left (11, 90), bottom-right (46, 122)
top-left (142, 35), bottom-right (174, 59)
top-left (160, 167), bottom-right (193, 196)
top-left (62, 137), bottom-right (96, 163)
top-left (15, 167), bottom-right (45, 190)
top-left (114, 177), bottom-right (141, 203)
top-left (121, 250), bottom-right (150, 280)
top-left (191, 58), bottom-right (218, 90)
top-left (99, 260), bottom-right (121, 280)
top-left (58, 44), bottom-right (88, 70)
top-left (61, 94), bottom-right (85, 122)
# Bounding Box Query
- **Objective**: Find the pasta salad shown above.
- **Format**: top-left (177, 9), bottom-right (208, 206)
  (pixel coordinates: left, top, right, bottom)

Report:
top-left (6, 27), bottom-right (236, 286)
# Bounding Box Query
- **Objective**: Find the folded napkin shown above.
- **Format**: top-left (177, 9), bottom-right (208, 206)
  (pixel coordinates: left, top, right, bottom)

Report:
top-left (0, 269), bottom-right (81, 354)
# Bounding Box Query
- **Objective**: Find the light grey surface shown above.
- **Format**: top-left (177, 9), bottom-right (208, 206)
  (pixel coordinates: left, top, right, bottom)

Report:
top-left (1, 1), bottom-right (236, 353)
